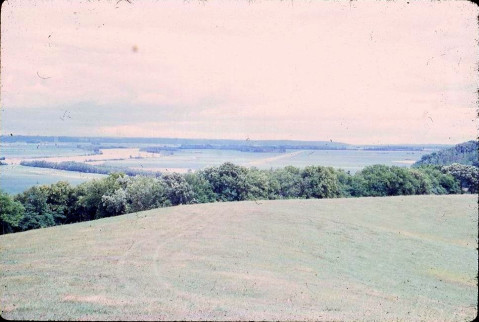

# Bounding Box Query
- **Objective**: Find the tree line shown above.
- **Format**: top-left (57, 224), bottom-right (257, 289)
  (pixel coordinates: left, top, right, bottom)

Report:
top-left (20, 160), bottom-right (157, 177)
top-left (414, 140), bottom-right (478, 167)
top-left (1, 162), bottom-right (477, 234)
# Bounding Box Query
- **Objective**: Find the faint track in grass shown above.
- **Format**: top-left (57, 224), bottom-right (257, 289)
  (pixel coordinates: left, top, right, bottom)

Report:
top-left (115, 205), bottom-right (228, 300)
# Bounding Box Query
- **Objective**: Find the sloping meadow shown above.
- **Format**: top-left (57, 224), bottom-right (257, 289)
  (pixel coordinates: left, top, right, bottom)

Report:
top-left (1, 195), bottom-right (477, 320)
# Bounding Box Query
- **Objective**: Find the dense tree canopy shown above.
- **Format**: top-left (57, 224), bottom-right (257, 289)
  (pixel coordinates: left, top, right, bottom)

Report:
top-left (125, 176), bottom-right (167, 212)
top-left (301, 166), bottom-right (340, 199)
top-left (0, 191), bottom-right (25, 234)
top-left (414, 140), bottom-right (478, 167)
top-left (14, 186), bottom-right (57, 230)
top-left (0, 162), bottom-right (474, 235)
top-left (202, 163), bottom-right (249, 202)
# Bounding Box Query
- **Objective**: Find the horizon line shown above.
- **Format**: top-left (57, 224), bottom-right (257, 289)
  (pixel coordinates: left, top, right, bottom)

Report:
top-left (0, 133), bottom-right (466, 146)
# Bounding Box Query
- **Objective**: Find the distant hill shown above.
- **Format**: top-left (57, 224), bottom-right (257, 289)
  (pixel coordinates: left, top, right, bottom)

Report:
top-left (0, 135), bottom-right (451, 152)
top-left (0, 135), bottom-right (350, 149)
top-left (413, 140), bottom-right (478, 167)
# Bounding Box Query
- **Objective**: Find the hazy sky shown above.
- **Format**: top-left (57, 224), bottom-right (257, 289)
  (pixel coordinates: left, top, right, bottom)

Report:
top-left (1, 0), bottom-right (477, 144)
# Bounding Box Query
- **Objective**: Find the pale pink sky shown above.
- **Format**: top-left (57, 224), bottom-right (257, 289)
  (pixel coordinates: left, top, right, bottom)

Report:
top-left (1, 0), bottom-right (478, 144)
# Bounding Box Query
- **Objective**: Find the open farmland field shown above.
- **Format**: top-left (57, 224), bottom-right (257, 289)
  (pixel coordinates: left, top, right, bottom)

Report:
top-left (248, 149), bottom-right (430, 172)
top-left (0, 143), bottom-right (92, 159)
top-left (4, 148), bottom-right (157, 165)
top-left (1, 195), bottom-right (477, 321)
top-left (101, 148), bottom-right (431, 173)
top-left (0, 144), bottom-right (431, 193)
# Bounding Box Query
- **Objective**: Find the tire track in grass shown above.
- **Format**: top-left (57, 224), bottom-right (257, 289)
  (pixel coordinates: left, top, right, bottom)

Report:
top-left (149, 206), bottom-right (232, 316)
top-left (148, 217), bottom-right (265, 318)
top-left (115, 205), bottom-right (226, 309)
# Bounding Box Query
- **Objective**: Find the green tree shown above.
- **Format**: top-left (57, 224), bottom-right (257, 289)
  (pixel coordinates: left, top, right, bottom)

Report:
top-left (269, 166), bottom-right (303, 199)
top-left (336, 169), bottom-right (354, 197)
top-left (265, 169), bottom-right (281, 200)
top-left (184, 171), bottom-right (217, 203)
top-left (14, 186), bottom-right (56, 231)
top-left (442, 163), bottom-right (478, 193)
top-left (387, 167), bottom-right (423, 196)
top-left (0, 190), bottom-right (25, 234)
top-left (125, 176), bottom-right (168, 212)
top-left (74, 173), bottom-right (127, 220)
top-left (202, 163), bottom-right (249, 201)
top-left (44, 181), bottom-right (76, 224)
top-left (353, 165), bottom-right (454, 197)
top-left (414, 141), bottom-right (478, 167)
top-left (301, 166), bottom-right (340, 199)
top-left (102, 188), bottom-right (127, 215)
top-left (354, 165), bottom-right (394, 197)
top-left (415, 165), bottom-right (460, 194)
top-left (161, 173), bottom-right (194, 206)
top-left (245, 168), bottom-right (270, 200)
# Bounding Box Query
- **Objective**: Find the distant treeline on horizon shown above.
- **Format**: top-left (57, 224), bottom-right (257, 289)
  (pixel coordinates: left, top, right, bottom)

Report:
top-left (0, 135), bottom-right (452, 151)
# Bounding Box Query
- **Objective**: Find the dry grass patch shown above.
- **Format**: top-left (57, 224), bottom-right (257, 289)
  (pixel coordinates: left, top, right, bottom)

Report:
top-left (62, 295), bottom-right (125, 306)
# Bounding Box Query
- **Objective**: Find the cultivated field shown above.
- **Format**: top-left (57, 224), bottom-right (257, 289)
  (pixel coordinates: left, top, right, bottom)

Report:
top-left (0, 195), bottom-right (477, 320)
top-left (0, 141), bottom-right (431, 193)
top-left (101, 148), bottom-right (429, 174)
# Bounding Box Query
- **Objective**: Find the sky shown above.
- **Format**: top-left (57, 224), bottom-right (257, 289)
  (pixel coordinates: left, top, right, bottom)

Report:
top-left (1, 0), bottom-right (478, 145)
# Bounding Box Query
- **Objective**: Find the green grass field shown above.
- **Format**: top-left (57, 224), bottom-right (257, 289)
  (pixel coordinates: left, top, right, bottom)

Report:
top-left (1, 195), bottom-right (477, 320)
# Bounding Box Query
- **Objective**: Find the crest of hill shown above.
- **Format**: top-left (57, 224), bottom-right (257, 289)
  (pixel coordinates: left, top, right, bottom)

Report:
top-left (413, 140), bottom-right (478, 167)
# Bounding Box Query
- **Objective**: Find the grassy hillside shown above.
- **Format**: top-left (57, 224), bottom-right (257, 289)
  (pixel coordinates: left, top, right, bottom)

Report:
top-left (414, 140), bottom-right (478, 167)
top-left (1, 195), bottom-right (477, 320)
